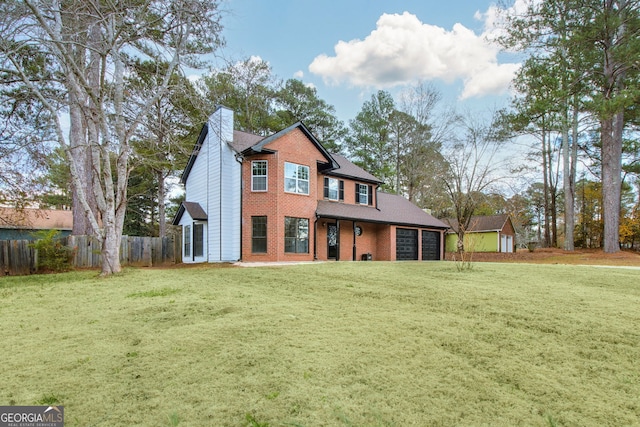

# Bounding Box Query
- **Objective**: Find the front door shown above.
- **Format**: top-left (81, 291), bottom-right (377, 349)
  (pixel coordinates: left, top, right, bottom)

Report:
top-left (327, 223), bottom-right (338, 259)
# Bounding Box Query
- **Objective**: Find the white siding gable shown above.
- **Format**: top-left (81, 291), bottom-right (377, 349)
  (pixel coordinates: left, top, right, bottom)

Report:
top-left (183, 106), bottom-right (241, 263)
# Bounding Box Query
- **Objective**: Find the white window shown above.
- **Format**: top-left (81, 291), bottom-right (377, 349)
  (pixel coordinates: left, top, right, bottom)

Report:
top-left (252, 160), bottom-right (267, 191)
top-left (326, 178), bottom-right (339, 200)
top-left (284, 162), bottom-right (309, 195)
top-left (357, 183), bottom-right (369, 205)
top-left (284, 217), bottom-right (309, 253)
top-left (184, 225), bottom-right (191, 258)
top-left (193, 223), bottom-right (204, 257)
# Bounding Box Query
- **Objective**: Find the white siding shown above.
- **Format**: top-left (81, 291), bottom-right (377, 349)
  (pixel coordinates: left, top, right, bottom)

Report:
top-left (206, 106), bottom-right (241, 262)
top-left (181, 106), bottom-right (241, 263)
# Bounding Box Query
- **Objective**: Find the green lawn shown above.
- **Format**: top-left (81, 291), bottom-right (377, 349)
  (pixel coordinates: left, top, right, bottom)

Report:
top-left (1, 262), bottom-right (639, 426)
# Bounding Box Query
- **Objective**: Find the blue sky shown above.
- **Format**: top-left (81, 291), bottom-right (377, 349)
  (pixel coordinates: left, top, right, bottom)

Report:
top-left (216, 0), bottom-right (523, 125)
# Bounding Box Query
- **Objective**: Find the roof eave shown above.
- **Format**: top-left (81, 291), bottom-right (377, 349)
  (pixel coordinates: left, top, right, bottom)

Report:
top-left (180, 123), bottom-right (208, 184)
top-left (316, 213), bottom-right (448, 230)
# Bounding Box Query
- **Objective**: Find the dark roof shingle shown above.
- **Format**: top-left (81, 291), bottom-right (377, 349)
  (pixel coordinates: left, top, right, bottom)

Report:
top-left (172, 202), bottom-right (207, 225)
top-left (326, 153), bottom-right (382, 184)
top-left (317, 192), bottom-right (448, 229)
top-left (443, 214), bottom-right (510, 233)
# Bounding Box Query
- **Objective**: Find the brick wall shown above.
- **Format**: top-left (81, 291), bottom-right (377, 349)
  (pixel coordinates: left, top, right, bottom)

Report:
top-left (242, 128), bottom-right (326, 262)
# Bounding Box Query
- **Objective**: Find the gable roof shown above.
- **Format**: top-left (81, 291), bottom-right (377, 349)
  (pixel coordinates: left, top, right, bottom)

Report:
top-left (171, 202), bottom-right (208, 225)
top-left (232, 130), bottom-right (264, 153)
top-left (181, 121), bottom-right (339, 184)
top-left (239, 122), bottom-right (339, 170)
top-left (326, 153), bottom-right (383, 184)
top-left (317, 192), bottom-right (448, 229)
top-left (444, 214), bottom-right (511, 233)
top-left (0, 208), bottom-right (73, 230)
top-left (181, 123), bottom-right (209, 184)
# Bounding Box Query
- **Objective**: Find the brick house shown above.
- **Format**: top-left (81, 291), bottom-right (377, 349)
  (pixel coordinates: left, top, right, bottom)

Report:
top-left (172, 106), bottom-right (448, 263)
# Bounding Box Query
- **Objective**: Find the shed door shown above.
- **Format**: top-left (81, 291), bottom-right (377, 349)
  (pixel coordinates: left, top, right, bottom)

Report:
top-left (501, 235), bottom-right (513, 253)
top-left (396, 228), bottom-right (418, 260)
top-left (422, 231), bottom-right (440, 260)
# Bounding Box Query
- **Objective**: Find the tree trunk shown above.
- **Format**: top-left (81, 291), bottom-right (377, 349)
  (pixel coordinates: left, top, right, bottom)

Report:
top-left (157, 170), bottom-right (166, 238)
top-left (601, 0), bottom-right (625, 253)
top-left (601, 113), bottom-right (623, 252)
top-left (100, 219), bottom-right (121, 276)
top-left (562, 108), bottom-right (574, 250)
top-left (541, 130), bottom-right (551, 247)
top-left (69, 100), bottom-right (96, 235)
top-left (457, 229), bottom-right (465, 253)
top-left (565, 105), bottom-right (579, 250)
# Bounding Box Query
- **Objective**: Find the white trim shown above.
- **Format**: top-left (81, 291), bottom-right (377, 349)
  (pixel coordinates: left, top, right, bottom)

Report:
top-left (284, 162), bottom-right (310, 195)
top-left (251, 160), bottom-right (268, 192)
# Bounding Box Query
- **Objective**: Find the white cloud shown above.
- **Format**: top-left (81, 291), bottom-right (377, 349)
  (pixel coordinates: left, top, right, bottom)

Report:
top-left (460, 62), bottom-right (520, 99)
top-left (475, 0), bottom-right (536, 46)
top-left (309, 11), bottom-right (520, 100)
top-left (293, 70), bottom-right (304, 79)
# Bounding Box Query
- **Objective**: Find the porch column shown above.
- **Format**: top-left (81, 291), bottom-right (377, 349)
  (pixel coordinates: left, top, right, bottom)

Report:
top-left (352, 221), bottom-right (357, 261)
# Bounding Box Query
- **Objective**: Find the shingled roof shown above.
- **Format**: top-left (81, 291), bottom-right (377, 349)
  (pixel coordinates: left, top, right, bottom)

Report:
top-left (443, 214), bottom-right (511, 233)
top-left (325, 153), bottom-right (382, 184)
top-left (0, 208), bottom-right (72, 230)
top-left (171, 202), bottom-right (208, 225)
top-left (317, 192), bottom-right (448, 229)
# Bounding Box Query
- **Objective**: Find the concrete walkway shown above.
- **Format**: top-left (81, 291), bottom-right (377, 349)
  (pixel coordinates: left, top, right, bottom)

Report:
top-left (233, 261), bottom-right (325, 268)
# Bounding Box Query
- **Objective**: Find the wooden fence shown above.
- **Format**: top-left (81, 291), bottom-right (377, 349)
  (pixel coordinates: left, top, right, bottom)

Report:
top-left (1, 235), bottom-right (179, 276)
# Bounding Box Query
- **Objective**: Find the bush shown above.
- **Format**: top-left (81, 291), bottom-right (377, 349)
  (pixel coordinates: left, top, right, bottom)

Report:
top-left (30, 230), bottom-right (73, 273)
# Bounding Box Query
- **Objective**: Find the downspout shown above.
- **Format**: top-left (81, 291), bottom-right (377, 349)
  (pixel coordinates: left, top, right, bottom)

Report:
top-left (235, 153), bottom-right (244, 261)
top-left (206, 122), bottom-right (210, 262)
top-left (219, 115), bottom-right (223, 261)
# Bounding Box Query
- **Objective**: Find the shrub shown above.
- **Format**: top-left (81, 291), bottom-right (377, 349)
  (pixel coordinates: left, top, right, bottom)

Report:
top-left (30, 230), bottom-right (73, 273)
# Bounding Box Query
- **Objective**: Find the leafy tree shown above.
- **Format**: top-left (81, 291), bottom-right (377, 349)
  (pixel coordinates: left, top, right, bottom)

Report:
top-left (500, 0), bottom-right (640, 253)
top-left (199, 57), bottom-right (278, 135)
top-left (274, 79), bottom-right (346, 153)
top-left (0, 38), bottom-right (57, 209)
top-left (442, 113), bottom-right (507, 253)
top-left (128, 61), bottom-right (204, 237)
top-left (1, 0), bottom-right (224, 275)
top-left (345, 91), bottom-right (396, 189)
top-left (35, 147), bottom-right (71, 209)
top-left (575, 178), bottom-right (603, 248)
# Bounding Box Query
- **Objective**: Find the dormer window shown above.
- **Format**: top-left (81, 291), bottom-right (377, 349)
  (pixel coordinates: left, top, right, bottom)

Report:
top-left (285, 162), bottom-right (309, 195)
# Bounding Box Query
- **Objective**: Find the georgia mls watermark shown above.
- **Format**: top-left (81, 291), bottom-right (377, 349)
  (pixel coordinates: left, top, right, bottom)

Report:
top-left (0, 406), bottom-right (64, 427)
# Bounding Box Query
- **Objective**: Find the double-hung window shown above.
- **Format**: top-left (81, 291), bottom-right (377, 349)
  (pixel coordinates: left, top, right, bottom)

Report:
top-left (356, 183), bottom-right (370, 205)
top-left (284, 217), bottom-right (309, 253)
top-left (284, 162), bottom-right (309, 195)
top-left (251, 216), bottom-right (267, 253)
top-left (193, 223), bottom-right (204, 257)
top-left (252, 160), bottom-right (267, 191)
top-left (324, 177), bottom-right (344, 201)
top-left (184, 225), bottom-right (191, 258)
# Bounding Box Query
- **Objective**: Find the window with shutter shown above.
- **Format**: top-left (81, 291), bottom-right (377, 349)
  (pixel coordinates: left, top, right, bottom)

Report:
top-left (325, 177), bottom-right (340, 200)
top-left (357, 184), bottom-right (369, 205)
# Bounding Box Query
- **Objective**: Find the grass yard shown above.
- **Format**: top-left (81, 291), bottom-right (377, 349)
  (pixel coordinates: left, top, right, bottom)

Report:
top-left (1, 262), bottom-right (639, 426)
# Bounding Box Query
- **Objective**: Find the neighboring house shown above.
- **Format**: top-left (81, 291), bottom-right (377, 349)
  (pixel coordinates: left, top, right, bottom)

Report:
top-left (172, 106), bottom-right (449, 263)
top-left (0, 207), bottom-right (73, 240)
top-left (444, 214), bottom-right (516, 253)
